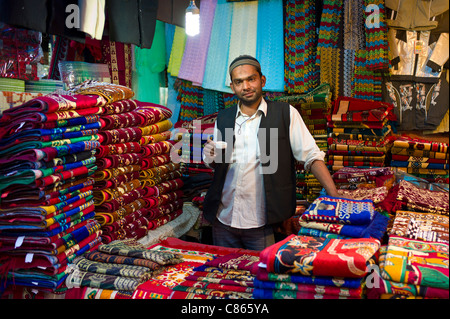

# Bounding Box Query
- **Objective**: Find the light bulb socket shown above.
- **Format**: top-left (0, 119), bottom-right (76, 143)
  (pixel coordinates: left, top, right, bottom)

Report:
top-left (186, 1), bottom-right (199, 14)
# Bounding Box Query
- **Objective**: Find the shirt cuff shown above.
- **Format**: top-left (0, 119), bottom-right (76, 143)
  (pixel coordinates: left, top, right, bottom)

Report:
top-left (304, 150), bottom-right (326, 172)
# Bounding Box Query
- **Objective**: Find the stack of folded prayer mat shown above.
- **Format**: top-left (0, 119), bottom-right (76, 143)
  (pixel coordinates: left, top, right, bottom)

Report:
top-left (390, 135), bottom-right (449, 184)
top-left (367, 235), bottom-right (449, 299)
top-left (332, 166), bottom-right (396, 191)
top-left (70, 82), bottom-right (184, 243)
top-left (254, 234), bottom-right (381, 299)
top-left (269, 83), bottom-right (332, 202)
top-left (327, 96), bottom-right (396, 172)
top-left (330, 167), bottom-right (397, 215)
top-left (65, 239), bottom-right (183, 295)
top-left (131, 241), bottom-right (216, 299)
top-left (132, 237), bottom-right (259, 299)
top-left (377, 178), bottom-right (449, 232)
top-left (365, 172), bottom-right (449, 299)
top-left (392, 179), bottom-right (449, 216)
top-left (296, 196), bottom-right (389, 241)
top-left (0, 92), bottom-right (106, 294)
top-left (137, 103), bottom-right (185, 234)
top-left (170, 252), bottom-right (258, 299)
top-left (70, 82), bottom-right (146, 243)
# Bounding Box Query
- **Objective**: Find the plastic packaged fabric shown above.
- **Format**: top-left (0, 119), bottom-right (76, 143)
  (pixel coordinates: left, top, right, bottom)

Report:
top-left (58, 61), bottom-right (111, 89)
top-left (0, 23), bottom-right (42, 81)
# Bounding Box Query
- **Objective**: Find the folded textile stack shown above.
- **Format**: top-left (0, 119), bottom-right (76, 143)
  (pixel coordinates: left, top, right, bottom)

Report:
top-left (65, 239), bottom-right (183, 293)
top-left (297, 196), bottom-right (389, 240)
top-left (0, 91), bottom-right (44, 114)
top-left (0, 93), bottom-right (106, 294)
top-left (180, 132), bottom-right (211, 172)
top-left (137, 102), bottom-right (185, 235)
top-left (390, 136), bottom-right (449, 184)
top-left (255, 234), bottom-right (380, 299)
top-left (269, 83), bottom-right (332, 137)
top-left (0, 77), bottom-right (25, 92)
top-left (132, 237), bottom-right (259, 299)
top-left (68, 83), bottom-right (144, 244)
top-left (365, 169), bottom-right (449, 299)
top-left (332, 165), bottom-right (396, 191)
top-left (367, 236), bottom-right (449, 299)
top-left (269, 83), bottom-right (332, 202)
top-left (73, 82), bottom-right (183, 243)
top-left (378, 179), bottom-right (449, 223)
top-left (389, 210), bottom-right (449, 244)
top-left (170, 252), bottom-right (259, 299)
top-left (327, 96), bottom-right (396, 172)
top-left (132, 247), bottom-right (213, 299)
top-left (25, 79), bottom-right (64, 94)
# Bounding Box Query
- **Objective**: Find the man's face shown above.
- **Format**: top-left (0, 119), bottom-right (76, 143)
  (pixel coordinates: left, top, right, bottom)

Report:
top-left (230, 64), bottom-right (266, 107)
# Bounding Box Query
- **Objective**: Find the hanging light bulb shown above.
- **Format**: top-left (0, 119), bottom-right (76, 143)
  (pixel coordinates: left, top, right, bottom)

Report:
top-left (185, 0), bottom-right (200, 36)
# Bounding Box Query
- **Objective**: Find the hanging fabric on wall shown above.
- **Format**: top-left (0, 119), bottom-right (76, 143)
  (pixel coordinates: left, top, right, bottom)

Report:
top-left (225, 1), bottom-right (258, 87)
top-left (165, 23), bottom-right (181, 126)
top-left (133, 20), bottom-right (166, 104)
top-left (101, 38), bottom-right (133, 89)
top-left (316, 0), bottom-right (343, 99)
top-left (176, 79), bottom-right (204, 123)
top-left (178, 0), bottom-right (217, 87)
top-left (284, 0), bottom-right (319, 94)
top-left (167, 26), bottom-right (187, 78)
top-left (255, 0), bottom-right (285, 92)
top-left (352, 50), bottom-right (384, 101)
top-left (105, 0), bottom-right (158, 49)
top-left (342, 0), bottom-right (364, 97)
top-left (202, 0), bottom-right (234, 94)
top-left (78, 0), bottom-right (106, 40)
top-left (363, 0), bottom-right (389, 71)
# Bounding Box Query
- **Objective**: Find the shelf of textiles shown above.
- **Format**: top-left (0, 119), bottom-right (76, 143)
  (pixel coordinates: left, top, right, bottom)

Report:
top-left (389, 135), bottom-right (449, 184)
top-left (269, 83), bottom-right (333, 203)
top-left (174, 79), bottom-right (239, 126)
top-left (326, 96), bottom-right (397, 172)
top-left (267, 83), bottom-right (332, 138)
top-left (295, 163), bottom-right (322, 203)
top-left (0, 81), bottom-right (185, 294)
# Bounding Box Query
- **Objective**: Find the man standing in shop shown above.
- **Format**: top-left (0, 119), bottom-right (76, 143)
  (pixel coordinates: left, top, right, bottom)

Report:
top-left (202, 55), bottom-right (341, 251)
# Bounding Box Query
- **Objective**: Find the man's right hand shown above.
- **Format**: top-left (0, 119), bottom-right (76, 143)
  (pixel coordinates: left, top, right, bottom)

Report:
top-left (203, 139), bottom-right (216, 164)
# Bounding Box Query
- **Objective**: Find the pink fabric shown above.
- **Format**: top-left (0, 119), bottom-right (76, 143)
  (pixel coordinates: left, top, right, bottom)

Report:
top-left (177, 0), bottom-right (217, 86)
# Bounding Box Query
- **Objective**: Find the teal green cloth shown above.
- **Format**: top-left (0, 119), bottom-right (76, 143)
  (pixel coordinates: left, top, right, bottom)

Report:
top-left (133, 20), bottom-right (166, 105)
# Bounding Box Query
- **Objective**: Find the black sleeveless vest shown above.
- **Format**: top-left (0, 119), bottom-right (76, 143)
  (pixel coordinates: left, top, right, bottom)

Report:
top-left (203, 99), bottom-right (296, 226)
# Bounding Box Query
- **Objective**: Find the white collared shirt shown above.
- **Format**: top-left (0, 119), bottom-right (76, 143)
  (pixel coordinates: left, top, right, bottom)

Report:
top-left (211, 99), bottom-right (325, 229)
